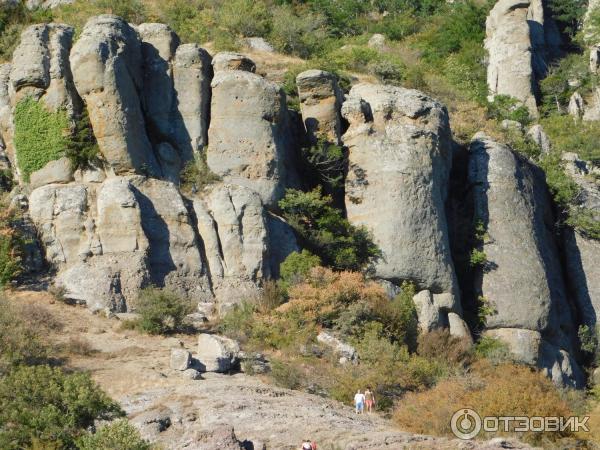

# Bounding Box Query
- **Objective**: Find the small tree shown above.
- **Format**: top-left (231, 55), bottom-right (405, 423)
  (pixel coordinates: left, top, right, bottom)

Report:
top-left (134, 287), bottom-right (193, 335)
top-left (0, 365), bottom-right (123, 449)
top-left (278, 187), bottom-right (380, 272)
top-left (78, 419), bottom-right (150, 450)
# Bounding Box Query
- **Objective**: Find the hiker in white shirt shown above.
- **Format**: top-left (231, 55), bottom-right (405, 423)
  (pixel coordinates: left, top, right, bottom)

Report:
top-left (354, 390), bottom-right (365, 414)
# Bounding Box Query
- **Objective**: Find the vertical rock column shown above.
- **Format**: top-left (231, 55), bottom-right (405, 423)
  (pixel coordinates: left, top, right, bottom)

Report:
top-left (468, 134), bottom-right (583, 388)
top-left (206, 53), bottom-right (296, 207)
top-left (70, 15), bottom-right (160, 176)
top-left (171, 44), bottom-right (213, 163)
top-left (485, 0), bottom-right (538, 116)
top-left (341, 83), bottom-right (466, 336)
top-left (296, 69), bottom-right (344, 145)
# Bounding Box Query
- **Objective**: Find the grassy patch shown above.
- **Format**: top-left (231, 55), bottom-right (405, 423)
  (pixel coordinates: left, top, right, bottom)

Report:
top-left (13, 97), bottom-right (70, 182)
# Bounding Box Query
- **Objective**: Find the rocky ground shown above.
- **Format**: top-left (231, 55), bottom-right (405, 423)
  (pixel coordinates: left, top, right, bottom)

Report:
top-left (9, 288), bottom-right (536, 450)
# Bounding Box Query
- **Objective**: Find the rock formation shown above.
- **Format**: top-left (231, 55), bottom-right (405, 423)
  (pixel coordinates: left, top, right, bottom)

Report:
top-left (3, 11), bottom-right (599, 390)
top-left (71, 15), bottom-right (161, 175)
top-left (296, 69), bottom-right (344, 145)
top-left (206, 65), bottom-right (297, 207)
top-left (468, 134), bottom-right (583, 387)
top-left (562, 154), bottom-right (600, 330)
top-left (341, 83), bottom-right (467, 336)
top-left (485, 0), bottom-right (538, 114)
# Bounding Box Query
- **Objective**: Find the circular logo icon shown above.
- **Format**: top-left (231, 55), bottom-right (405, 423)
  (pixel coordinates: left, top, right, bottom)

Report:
top-left (451, 408), bottom-right (482, 440)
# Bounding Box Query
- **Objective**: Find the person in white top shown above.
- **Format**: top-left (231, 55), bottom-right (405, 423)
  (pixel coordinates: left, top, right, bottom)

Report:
top-left (354, 390), bottom-right (365, 414)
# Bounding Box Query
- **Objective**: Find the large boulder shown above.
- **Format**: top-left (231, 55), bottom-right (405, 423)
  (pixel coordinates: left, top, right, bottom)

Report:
top-left (171, 44), bottom-right (212, 162)
top-left (341, 83), bottom-right (460, 312)
top-left (70, 15), bottom-right (159, 175)
top-left (468, 134), bottom-right (582, 387)
top-left (296, 69), bottom-right (344, 145)
top-left (206, 69), bottom-right (296, 207)
top-left (485, 0), bottom-right (538, 115)
top-left (197, 334), bottom-right (240, 373)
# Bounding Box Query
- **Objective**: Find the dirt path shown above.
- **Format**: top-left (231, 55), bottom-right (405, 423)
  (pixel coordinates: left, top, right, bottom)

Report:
top-left (9, 290), bottom-right (534, 450)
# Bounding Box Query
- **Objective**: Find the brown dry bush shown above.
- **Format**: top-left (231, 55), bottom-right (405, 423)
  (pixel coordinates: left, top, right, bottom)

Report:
top-left (417, 329), bottom-right (473, 368)
top-left (394, 360), bottom-right (575, 445)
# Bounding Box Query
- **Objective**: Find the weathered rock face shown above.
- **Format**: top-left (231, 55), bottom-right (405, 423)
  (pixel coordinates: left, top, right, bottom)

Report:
top-left (468, 134), bottom-right (582, 387)
top-left (70, 15), bottom-right (160, 175)
top-left (193, 184), bottom-right (269, 311)
top-left (341, 83), bottom-right (460, 310)
top-left (171, 44), bottom-right (212, 162)
top-left (562, 154), bottom-right (600, 330)
top-left (485, 0), bottom-right (538, 115)
top-left (296, 69), bottom-right (344, 145)
top-left (212, 52), bottom-right (256, 73)
top-left (138, 23), bottom-right (180, 143)
top-left (527, 0), bottom-right (562, 79)
top-left (28, 176), bottom-right (212, 311)
top-left (10, 23), bottom-right (80, 117)
top-left (207, 69), bottom-right (296, 206)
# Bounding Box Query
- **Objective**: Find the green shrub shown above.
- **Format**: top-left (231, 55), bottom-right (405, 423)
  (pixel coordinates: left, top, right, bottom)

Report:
top-left (567, 208), bottom-right (600, 240)
top-left (301, 139), bottom-right (346, 191)
top-left (474, 336), bottom-right (511, 363)
top-left (270, 359), bottom-right (305, 390)
top-left (578, 324), bottom-right (599, 359)
top-left (269, 5), bottom-right (327, 58)
top-left (64, 108), bottom-right (99, 171)
top-left (14, 97), bottom-right (70, 182)
top-left (216, 301), bottom-right (256, 344)
top-left (159, 0), bottom-right (211, 44)
top-left (78, 419), bottom-right (150, 450)
top-left (0, 199), bottom-right (22, 289)
top-left (486, 95), bottom-right (532, 124)
top-left (546, 0), bottom-right (587, 39)
top-left (216, 0), bottom-right (271, 38)
top-left (469, 248), bottom-right (487, 267)
top-left (279, 250), bottom-right (322, 289)
top-left (278, 187), bottom-right (381, 271)
top-left (179, 151), bottom-right (220, 193)
top-left (134, 287), bottom-right (193, 335)
top-left (0, 365), bottom-right (123, 450)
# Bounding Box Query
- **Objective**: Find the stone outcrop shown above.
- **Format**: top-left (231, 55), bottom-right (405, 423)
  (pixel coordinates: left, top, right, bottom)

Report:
top-left (562, 154), bottom-right (600, 330)
top-left (212, 52), bottom-right (256, 73)
top-left (296, 69), bottom-right (344, 145)
top-left (192, 184), bottom-right (270, 311)
top-left (28, 176), bottom-right (213, 311)
top-left (10, 23), bottom-right (80, 117)
top-left (138, 23), bottom-right (180, 143)
top-left (485, 0), bottom-right (537, 115)
top-left (171, 44), bottom-right (212, 161)
top-left (468, 134), bottom-right (582, 387)
top-left (206, 67), bottom-right (296, 206)
top-left (341, 83), bottom-right (460, 311)
top-left (70, 15), bottom-right (160, 175)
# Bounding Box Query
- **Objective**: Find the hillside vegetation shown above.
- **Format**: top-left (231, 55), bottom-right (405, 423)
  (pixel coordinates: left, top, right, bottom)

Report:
top-left (0, 0), bottom-right (599, 448)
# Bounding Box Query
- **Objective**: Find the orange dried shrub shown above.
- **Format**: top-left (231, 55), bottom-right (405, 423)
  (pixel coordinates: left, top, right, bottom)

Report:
top-left (276, 267), bottom-right (387, 324)
top-left (394, 360), bottom-right (575, 445)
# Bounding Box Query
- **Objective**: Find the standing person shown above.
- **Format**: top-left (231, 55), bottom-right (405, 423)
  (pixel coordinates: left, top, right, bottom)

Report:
top-left (364, 386), bottom-right (375, 413)
top-left (311, 440), bottom-right (317, 450)
top-left (302, 440), bottom-right (312, 450)
top-left (354, 389), bottom-right (365, 414)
